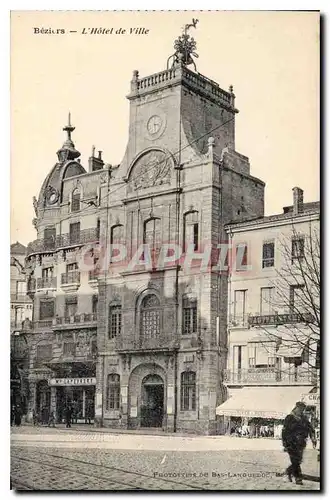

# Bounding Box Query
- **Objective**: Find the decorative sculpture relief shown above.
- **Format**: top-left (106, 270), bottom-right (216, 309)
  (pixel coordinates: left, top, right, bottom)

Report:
top-left (128, 150), bottom-right (172, 193)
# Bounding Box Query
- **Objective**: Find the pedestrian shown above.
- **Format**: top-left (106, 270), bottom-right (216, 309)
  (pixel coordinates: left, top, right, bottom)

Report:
top-left (65, 405), bottom-right (72, 428)
top-left (14, 405), bottom-right (22, 426)
top-left (48, 411), bottom-right (56, 428)
top-left (282, 401), bottom-right (317, 485)
top-left (32, 409), bottom-right (38, 426)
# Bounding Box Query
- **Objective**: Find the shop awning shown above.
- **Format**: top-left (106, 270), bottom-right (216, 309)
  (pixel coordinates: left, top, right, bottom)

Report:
top-left (216, 386), bottom-right (309, 419)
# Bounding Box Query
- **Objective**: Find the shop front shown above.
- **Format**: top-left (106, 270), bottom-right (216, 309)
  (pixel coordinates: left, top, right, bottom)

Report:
top-left (216, 386), bottom-right (311, 438)
top-left (49, 377), bottom-right (96, 424)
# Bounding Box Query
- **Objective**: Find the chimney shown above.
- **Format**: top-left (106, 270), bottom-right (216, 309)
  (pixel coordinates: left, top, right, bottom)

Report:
top-left (292, 187), bottom-right (304, 215)
top-left (88, 146), bottom-right (104, 173)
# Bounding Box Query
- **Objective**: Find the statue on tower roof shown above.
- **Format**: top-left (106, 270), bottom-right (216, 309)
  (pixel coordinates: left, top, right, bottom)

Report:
top-left (167, 18), bottom-right (199, 71)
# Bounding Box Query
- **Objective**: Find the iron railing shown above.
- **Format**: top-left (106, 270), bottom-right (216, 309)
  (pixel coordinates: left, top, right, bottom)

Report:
top-left (223, 368), bottom-right (317, 384)
top-left (27, 228), bottom-right (100, 256)
top-left (36, 277), bottom-right (57, 289)
top-left (61, 271), bottom-right (81, 285)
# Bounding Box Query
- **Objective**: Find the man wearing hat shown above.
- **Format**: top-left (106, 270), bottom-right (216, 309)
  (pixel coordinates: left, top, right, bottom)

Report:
top-left (282, 401), bottom-right (317, 485)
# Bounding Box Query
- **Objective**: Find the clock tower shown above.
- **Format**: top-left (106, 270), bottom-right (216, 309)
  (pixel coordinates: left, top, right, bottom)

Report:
top-left (98, 22), bottom-right (265, 435)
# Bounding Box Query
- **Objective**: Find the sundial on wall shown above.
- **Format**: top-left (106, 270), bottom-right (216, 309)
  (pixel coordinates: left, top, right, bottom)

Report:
top-left (129, 150), bottom-right (172, 192)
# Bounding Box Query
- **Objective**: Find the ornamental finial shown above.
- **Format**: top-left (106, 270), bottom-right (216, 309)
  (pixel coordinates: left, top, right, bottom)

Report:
top-left (167, 19), bottom-right (199, 71)
top-left (63, 111), bottom-right (75, 144)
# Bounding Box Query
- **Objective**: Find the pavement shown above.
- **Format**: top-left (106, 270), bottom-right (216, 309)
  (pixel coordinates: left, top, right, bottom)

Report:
top-left (10, 424), bottom-right (321, 491)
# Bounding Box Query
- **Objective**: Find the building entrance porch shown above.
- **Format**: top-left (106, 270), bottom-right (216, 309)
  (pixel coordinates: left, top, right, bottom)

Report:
top-left (55, 386), bottom-right (95, 424)
top-left (140, 374), bottom-right (164, 428)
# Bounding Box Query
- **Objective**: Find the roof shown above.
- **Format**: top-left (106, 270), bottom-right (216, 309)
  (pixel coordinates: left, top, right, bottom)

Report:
top-left (10, 242), bottom-right (27, 255)
top-left (226, 201), bottom-right (320, 230)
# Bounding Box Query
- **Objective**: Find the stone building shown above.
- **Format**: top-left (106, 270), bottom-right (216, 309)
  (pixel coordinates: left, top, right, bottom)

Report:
top-left (94, 29), bottom-right (264, 434)
top-left (216, 188), bottom-right (320, 435)
top-left (24, 25), bottom-right (265, 433)
top-left (10, 242), bottom-right (33, 411)
top-left (24, 118), bottom-right (105, 424)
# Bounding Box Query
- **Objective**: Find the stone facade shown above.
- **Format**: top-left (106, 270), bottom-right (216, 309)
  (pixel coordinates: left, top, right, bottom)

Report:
top-left (23, 31), bottom-right (267, 433)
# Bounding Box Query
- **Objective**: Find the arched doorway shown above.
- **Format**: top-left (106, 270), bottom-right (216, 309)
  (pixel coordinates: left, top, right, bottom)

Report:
top-left (36, 380), bottom-right (51, 425)
top-left (141, 374), bottom-right (164, 428)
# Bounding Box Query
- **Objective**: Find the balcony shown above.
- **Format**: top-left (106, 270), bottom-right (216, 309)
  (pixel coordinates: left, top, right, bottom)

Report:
top-left (53, 313), bottom-right (97, 330)
top-left (61, 271), bottom-right (81, 292)
top-left (248, 312), bottom-right (314, 327)
top-left (26, 228), bottom-right (100, 256)
top-left (115, 334), bottom-right (179, 353)
top-left (223, 368), bottom-right (317, 386)
top-left (36, 276), bottom-right (57, 290)
top-left (228, 315), bottom-right (249, 329)
top-left (33, 319), bottom-right (54, 330)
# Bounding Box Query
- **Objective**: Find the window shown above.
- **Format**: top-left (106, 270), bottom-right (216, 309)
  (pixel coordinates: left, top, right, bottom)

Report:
top-left (65, 296), bottom-right (78, 319)
top-left (292, 237), bottom-right (305, 262)
top-left (36, 344), bottom-right (52, 360)
top-left (16, 281), bottom-right (26, 295)
top-left (248, 342), bottom-right (276, 368)
top-left (262, 241), bottom-right (275, 268)
top-left (96, 219), bottom-right (100, 239)
top-left (67, 262), bottom-right (78, 272)
top-left (71, 190), bottom-right (81, 212)
top-left (233, 290), bottom-right (247, 322)
top-left (39, 300), bottom-right (55, 320)
top-left (44, 227), bottom-right (56, 250)
top-left (109, 305), bottom-right (122, 339)
top-left (233, 345), bottom-right (243, 371)
top-left (42, 267), bottom-right (53, 278)
top-left (106, 374), bottom-right (120, 410)
top-left (260, 287), bottom-right (275, 315)
top-left (15, 306), bottom-right (25, 324)
top-left (92, 295), bottom-right (98, 315)
top-left (183, 212), bottom-right (199, 252)
top-left (140, 294), bottom-right (161, 339)
top-left (110, 224), bottom-right (124, 262)
top-left (63, 342), bottom-right (76, 356)
top-left (69, 222), bottom-right (80, 245)
top-left (143, 218), bottom-right (161, 261)
top-left (180, 371), bottom-right (196, 411)
top-left (289, 284), bottom-right (305, 314)
top-left (236, 243), bottom-right (248, 271)
top-left (182, 298), bottom-right (197, 335)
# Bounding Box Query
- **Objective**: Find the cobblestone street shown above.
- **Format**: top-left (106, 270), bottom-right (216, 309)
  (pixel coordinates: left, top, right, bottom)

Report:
top-left (11, 426), bottom-right (320, 491)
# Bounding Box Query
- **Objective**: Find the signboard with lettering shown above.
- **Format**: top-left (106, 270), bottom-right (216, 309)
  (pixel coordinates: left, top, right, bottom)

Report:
top-left (301, 393), bottom-right (320, 405)
top-left (49, 377), bottom-right (96, 386)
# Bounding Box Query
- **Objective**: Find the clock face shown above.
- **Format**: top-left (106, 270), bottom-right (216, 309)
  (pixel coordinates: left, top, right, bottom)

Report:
top-left (147, 115), bottom-right (163, 136)
top-left (45, 186), bottom-right (59, 205)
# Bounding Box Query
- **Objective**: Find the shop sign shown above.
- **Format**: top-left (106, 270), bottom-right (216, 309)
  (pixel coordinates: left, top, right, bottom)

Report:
top-left (49, 377), bottom-right (96, 386)
top-left (301, 393), bottom-right (320, 405)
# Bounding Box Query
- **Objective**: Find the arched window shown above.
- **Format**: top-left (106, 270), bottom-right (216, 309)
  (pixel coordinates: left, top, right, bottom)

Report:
top-left (109, 304), bottom-right (122, 339)
top-left (180, 371), bottom-right (196, 411)
top-left (183, 211), bottom-right (199, 252)
top-left (182, 297), bottom-right (197, 335)
top-left (71, 189), bottom-right (81, 212)
top-left (106, 374), bottom-right (120, 410)
top-left (140, 294), bottom-right (161, 339)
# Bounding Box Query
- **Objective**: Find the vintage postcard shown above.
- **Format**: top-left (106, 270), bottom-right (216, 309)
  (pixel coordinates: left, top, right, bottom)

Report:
top-left (10, 10), bottom-right (320, 491)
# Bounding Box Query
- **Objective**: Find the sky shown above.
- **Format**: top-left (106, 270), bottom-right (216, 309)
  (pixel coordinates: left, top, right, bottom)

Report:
top-left (10, 10), bottom-right (320, 245)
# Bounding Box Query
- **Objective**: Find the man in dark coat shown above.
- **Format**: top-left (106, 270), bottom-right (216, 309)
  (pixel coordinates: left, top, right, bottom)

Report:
top-left (282, 401), bottom-right (317, 485)
top-left (65, 405), bottom-right (72, 428)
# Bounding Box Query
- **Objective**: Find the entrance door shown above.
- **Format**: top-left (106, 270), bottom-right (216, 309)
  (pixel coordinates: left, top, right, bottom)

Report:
top-left (140, 374), bottom-right (164, 427)
top-left (36, 380), bottom-right (51, 424)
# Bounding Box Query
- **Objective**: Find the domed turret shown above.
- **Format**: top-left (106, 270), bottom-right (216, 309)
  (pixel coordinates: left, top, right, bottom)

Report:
top-left (36, 114), bottom-right (86, 212)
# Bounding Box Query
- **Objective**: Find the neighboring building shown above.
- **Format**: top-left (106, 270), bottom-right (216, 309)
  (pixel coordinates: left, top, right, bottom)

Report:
top-left (24, 25), bottom-right (265, 433)
top-left (11, 242), bottom-right (33, 330)
top-left (24, 119), bottom-right (103, 424)
top-left (10, 242), bottom-right (32, 413)
top-left (216, 188), bottom-right (320, 435)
